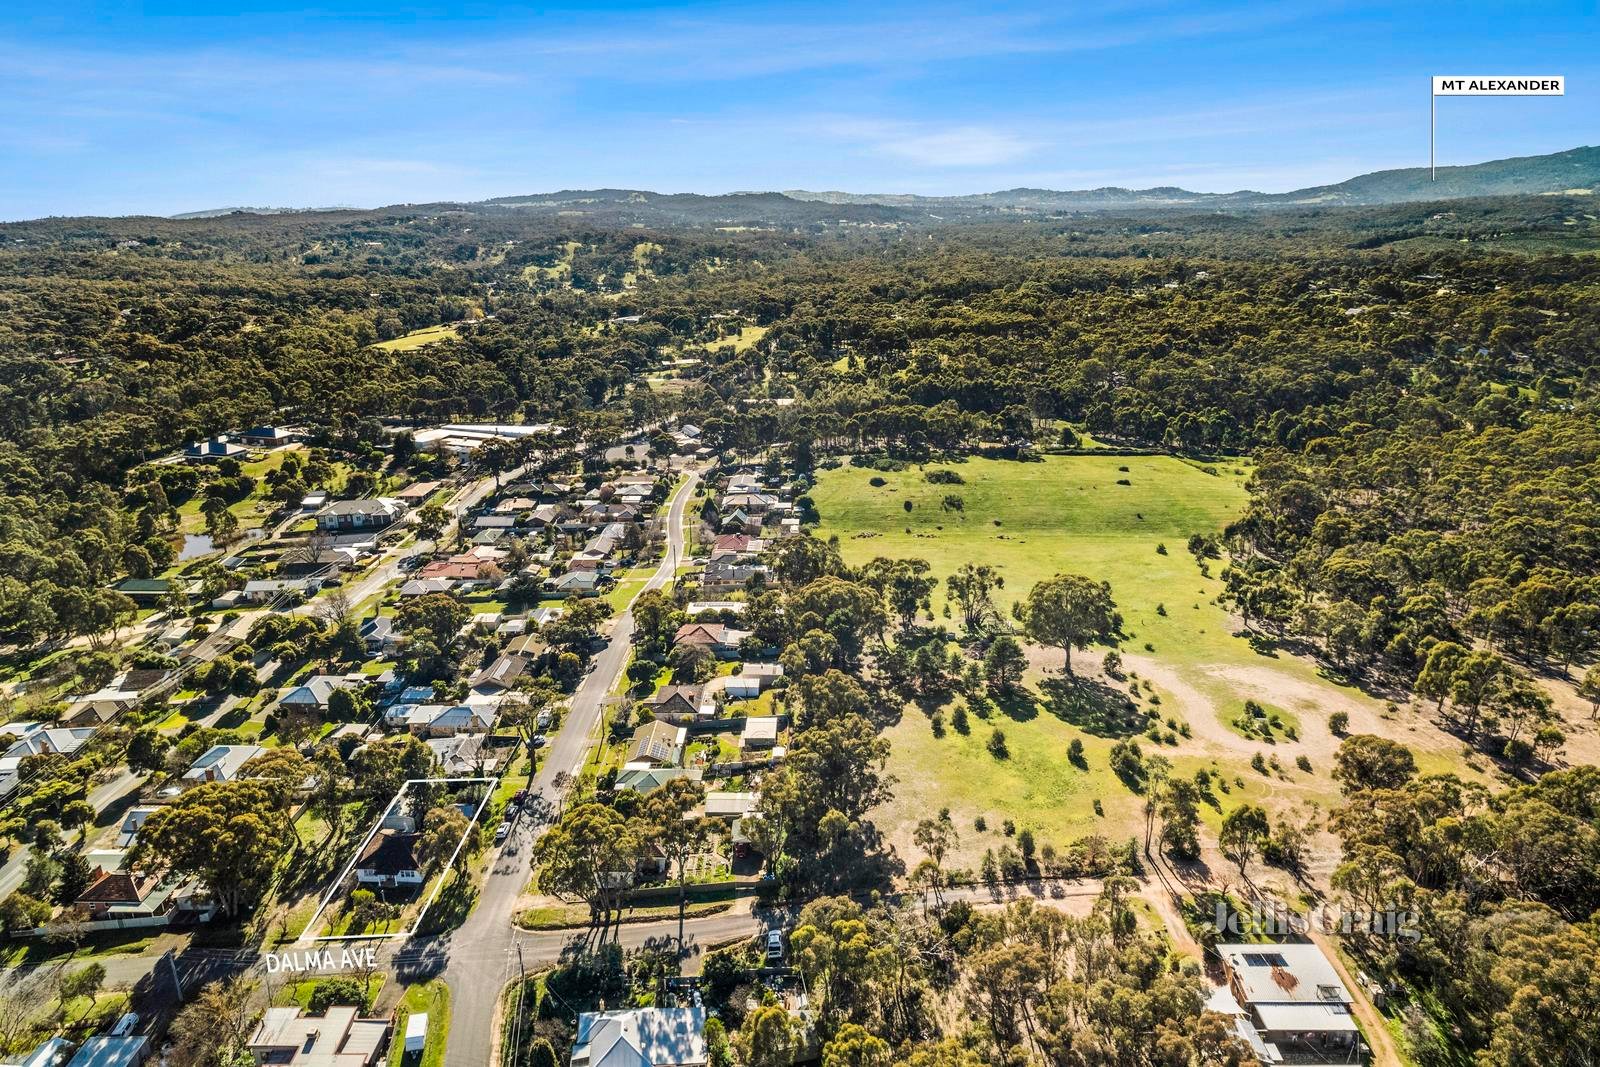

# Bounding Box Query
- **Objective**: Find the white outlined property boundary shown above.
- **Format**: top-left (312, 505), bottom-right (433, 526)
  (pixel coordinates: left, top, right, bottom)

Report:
top-left (300, 776), bottom-right (498, 943)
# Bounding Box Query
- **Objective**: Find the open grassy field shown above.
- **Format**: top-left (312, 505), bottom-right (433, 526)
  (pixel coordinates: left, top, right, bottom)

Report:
top-left (520, 240), bottom-right (583, 286)
top-left (812, 454), bottom-right (1483, 874)
top-left (371, 324), bottom-right (461, 351)
top-left (701, 324), bottom-right (767, 353)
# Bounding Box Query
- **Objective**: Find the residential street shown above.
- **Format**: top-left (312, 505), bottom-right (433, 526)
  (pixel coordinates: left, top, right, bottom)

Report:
top-left (438, 468), bottom-right (701, 1067)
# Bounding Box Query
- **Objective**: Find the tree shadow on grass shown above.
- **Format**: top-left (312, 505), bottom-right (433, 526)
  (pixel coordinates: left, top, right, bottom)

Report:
top-left (215, 706), bottom-right (252, 730)
top-left (416, 871), bottom-right (477, 935)
top-left (1038, 675), bottom-right (1146, 738)
top-left (990, 688), bottom-right (1039, 723)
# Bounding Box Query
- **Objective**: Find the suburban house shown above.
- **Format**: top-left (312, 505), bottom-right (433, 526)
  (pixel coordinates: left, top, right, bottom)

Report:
top-left (1215, 943), bottom-right (1362, 1065)
top-left (570, 1007), bottom-right (707, 1067)
top-left (65, 1036), bottom-right (149, 1067)
top-left (241, 578), bottom-right (320, 604)
top-left (673, 623), bottom-right (751, 659)
top-left (112, 577), bottom-right (196, 604)
top-left (426, 733), bottom-right (495, 776)
top-left (116, 807), bottom-right (160, 849)
top-left (74, 864), bottom-right (171, 921)
top-left (546, 570), bottom-right (606, 598)
top-left (399, 577), bottom-right (454, 597)
top-left (279, 674), bottom-right (364, 712)
top-left (9, 1037), bottom-right (72, 1067)
top-left (183, 435), bottom-right (248, 462)
top-left (360, 615), bottom-right (398, 654)
top-left (354, 829), bottom-right (424, 889)
top-left (648, 685), bottom-right (703, 722)
top-left (315, 498), bottom-right (405, 533)
top-left (469, 653), bottom-right (528, 693)
top-left (627, 721), bottom-right (686, 767)
top-left (504, 634), bottom-right (551, 665)
top-left (238, 425), bottom-right (301, 448)
top-left (703, 791), bottom-right (759, 820)
top-left (719, 508), bottom-right (754, 533)
top-left (248, 1006), bottom-right (390, 1067)
top-left (395, 480), bottom-right (442, 505)
top-left (390, 703), bottom-right (497, 738)
top-left (615, 766), bottom-right (701, 794)
top-left (699, 560), bottom-right (767, 595)
top-left (154, 620), bottom-right (193, 649)
top-left (182, 744), bottom-right (267, 785)
top-left (580, 502), bottom-right (639, 526)
top-left (740, 717), bottom-right (781, 752)
top-left (685, 601), bottom-right (746, 618)
top-left (719, 492), bottom-right (778, 516)
top-left (420, 559), bottom-right (490, 582)
top-left (725, 663), bottom-right (783, 699)
top-left (278, 547), bottom-right (361, 579)
top-left (710, 533), bottom-right (762, 558)
top-left (65, 668), bottom-right (173, 725)
top-left (5, 726), bottom-right (95, 761)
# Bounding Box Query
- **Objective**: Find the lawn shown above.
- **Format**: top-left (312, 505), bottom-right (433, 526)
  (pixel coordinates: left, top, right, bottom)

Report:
top-left (604, 565), bottom-right (655, 612)
top-left (387, 980), bottom-right (450, 1067)
top-left (515, 888), bottom-right (738, 930)
top-left (811, 454), bottom-right (1449, 868)
top-left (175, 449), bottom-right (299, 535)
top-left (701, 325), bottom-right (767, 353)
top-left (371, 324), bottom-right (461, 352)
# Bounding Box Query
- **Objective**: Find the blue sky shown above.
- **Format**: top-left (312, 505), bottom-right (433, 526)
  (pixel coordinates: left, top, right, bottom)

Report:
top-left (2, 0), bottom-right (1596, 218)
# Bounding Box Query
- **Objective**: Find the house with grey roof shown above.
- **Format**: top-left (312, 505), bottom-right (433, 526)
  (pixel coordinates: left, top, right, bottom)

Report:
top-left (181, 744), bottom-right (266, 786)
top-left (315, 498), bottom-right (404, 532)
top-left (1215, 942), bottom-right (1361, 1065)
top-left (571, 1007), bottom-right (707, 1067)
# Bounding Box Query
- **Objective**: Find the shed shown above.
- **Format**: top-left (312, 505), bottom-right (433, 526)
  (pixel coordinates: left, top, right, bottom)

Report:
top-left (404, 1013), bottom-right (428, 1053)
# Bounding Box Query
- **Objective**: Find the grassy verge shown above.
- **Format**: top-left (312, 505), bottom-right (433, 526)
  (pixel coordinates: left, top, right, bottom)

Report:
top-left (388, 980), bottom-right (451, 1067)
top-left (514, 888), bottom-right (740, 930)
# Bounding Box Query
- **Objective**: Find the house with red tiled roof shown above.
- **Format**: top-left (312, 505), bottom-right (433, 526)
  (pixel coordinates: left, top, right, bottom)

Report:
top-left (672, 623), bottom-right (751, 658)
top-left (74, 853), bottom-right (189, 921)
top-left (419, 560), bottom-right (487, 582)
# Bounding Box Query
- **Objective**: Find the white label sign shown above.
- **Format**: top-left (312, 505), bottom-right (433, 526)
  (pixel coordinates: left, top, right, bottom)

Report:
top-left (1433, 75), bottom-right (1564, 96)
top-left (263, 947), bottom-right (378, 974)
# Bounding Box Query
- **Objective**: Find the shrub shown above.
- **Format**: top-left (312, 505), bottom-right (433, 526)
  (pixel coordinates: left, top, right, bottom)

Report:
top-left (1328, 711), bottom-right (1350, 735)
top-left (308, 977), bottom-right (369, 1014)
top-left (987, 728), bottom-right (1009, 760)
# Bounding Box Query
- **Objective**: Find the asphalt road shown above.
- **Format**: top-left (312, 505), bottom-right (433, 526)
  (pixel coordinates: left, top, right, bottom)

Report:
top-left (438, 468), bottom-right (701, 1067)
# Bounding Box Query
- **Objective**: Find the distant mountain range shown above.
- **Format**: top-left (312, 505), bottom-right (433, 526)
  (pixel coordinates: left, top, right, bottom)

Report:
top-left (170, 146), bottom-right (1599, 225)
top-left (171, 204), bottom-right (358, 219)
top-left (781, 145), bottom-right (1600, 213)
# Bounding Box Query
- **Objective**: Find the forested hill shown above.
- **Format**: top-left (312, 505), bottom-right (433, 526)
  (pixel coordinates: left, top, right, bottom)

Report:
top-left (788, 146), bottom-right (1600, 212)
top-left (1268, 144), bottom-right (1600, 205)
top-left (146, 145), bottom-right (1600, 228)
